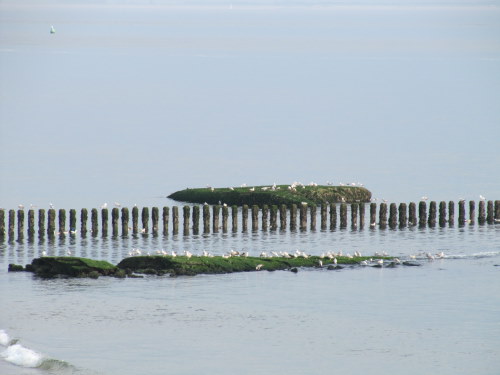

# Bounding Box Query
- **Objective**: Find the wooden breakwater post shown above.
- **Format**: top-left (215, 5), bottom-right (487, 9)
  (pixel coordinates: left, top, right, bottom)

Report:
top-left (242, 205), bottom-right (249, 232)
top-left (213, 205), bottom-right (220, 233)
top-left (310, 205), bottom-right (317, 230)
top-left (132, 206), bottom-right (138, 235)
top-left (340, 203), bottom-right (347, 228)
top-left (251, 205), bottom-right (259, 231)
top-left (193, 206), bottom-right (200, 234)
top-left (330, 203), bottom-right (337, 229)
top-left (458, 200), bottom-right (465, 225)
top-left (496, 200), bottom-right (500, 221)
top-left (399, 203), bottom-right (407, 228)
top-left (379, 203), bottom-right (387, 228)
top-left (370, 203), bottom-right (376, 227)
top-left (0, 209), bottom-right (5, 240)
top-left (469, 201), bottom-right (475, 225)
top-left (203, 205), bottom-right (210, 233)
top-left (222, 205), bottom-right (229, 233)
top-left (28, 209), bottom-right (35, 240)
top-left (418, 202), bottom-right (427, 227)
top-left (231, 205), bottom-right (238, 232)
top-left (262, 205), bottom-right (268, 231)
top-left (290, 204), bottom-right (297, 230)
top-left (152, 207), bottom-right (159, 235)
top-left (101, 208), bottom-right (109, 237)
top-left (359, 203), bottom-right (365, 229)
top-left (183, 206), bottom-right (190, 235)
top-left (351, 203), bottom-right (358, 229)
top-left (270, 205), bottom-right (278, 231)
top-left (478, 201), bottom-right (486, 225)
top-left (8, 210), bottom-right (15, 240)
top-left (112, 208), bottom-right (119, 236)
top-left (279, 204), bottom-right (287, 229)
top-left (299, 203), bottom-right (307, 231)
top-left (141, 207), bottom-right (149, 234)
top-left (81, 208), bottom-right (88, 236)
top-left (17, 209), bottom-right (25, 240)
top-left (448, 201), bottom-right (455, 226)
top-left (69, 209), bottom-right (76, 233)
top-left (163, 207), bottom-right (169, 235)
top-left (91, 209), bottom-right (99, 236)
top-left (388, 203), bottom-right (397, 229)
top-left (320, 204), bottom-right (327, 230)
top-left (58, 209), bottom-right (66, 236)
top-left (408, 202), bottom-right (416, 226)
top-left (439, 201), bottom-right (447, 227)
top-left (172, 206), bottom-right (179, 235)
top-left (38, 209), bottom-right (45, 239)
top-left (428, 201), bottom-right (437, 227)
top-left (486, 201), bottom-right (494, 224)
top-left (121, 207), bottom-right (129, 236)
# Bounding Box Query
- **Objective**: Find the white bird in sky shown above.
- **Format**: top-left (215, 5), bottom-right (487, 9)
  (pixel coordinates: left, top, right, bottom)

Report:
top-left (50, 25), bottom-right (56, 34)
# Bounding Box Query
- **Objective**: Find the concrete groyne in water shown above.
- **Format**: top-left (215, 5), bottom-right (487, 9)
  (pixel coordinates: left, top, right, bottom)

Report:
top-left (0, 200), bottom-right (498, 242)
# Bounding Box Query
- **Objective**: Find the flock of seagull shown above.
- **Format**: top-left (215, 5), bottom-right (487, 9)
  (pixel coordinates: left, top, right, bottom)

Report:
top-left (206, 181), bottom-right (365, 193)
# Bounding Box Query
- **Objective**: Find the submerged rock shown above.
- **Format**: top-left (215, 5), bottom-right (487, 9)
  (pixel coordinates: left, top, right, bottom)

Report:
top-left (402, 261), bottom-right (422, 267)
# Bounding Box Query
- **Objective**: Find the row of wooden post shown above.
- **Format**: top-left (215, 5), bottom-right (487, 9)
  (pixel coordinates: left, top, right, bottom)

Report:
top-left (0, 200), bottom-right (499, 241)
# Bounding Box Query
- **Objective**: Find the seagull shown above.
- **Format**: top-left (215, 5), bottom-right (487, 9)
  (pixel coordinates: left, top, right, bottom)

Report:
top-left (49, 203), bottom-right (55, 209)
top-left (421, 196), bottom-right (428, 201)
top-left (50, 25), bottom-right (55, 34)
top-left (100, 203), bottom-right (108, 209)
top-left (479, 195), bottom-right (486, 201)
top-left (249, 187), bottom-right (255, 192)
top-left (18, 204), bottom-right (24, 209)
top-left (256, 264), bottom-right (264, 271)
top-left (114, 202), bottom-right (121, 207)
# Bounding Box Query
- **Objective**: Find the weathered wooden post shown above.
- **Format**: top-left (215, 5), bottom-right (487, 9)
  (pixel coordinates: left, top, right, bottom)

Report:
top-left (495, 200), bottom-right (500, 221)
top-left (469, 201), bottom-right (475, 225)
top-left (270, 205), bottom-right (278, 231)
top-left (486, 201), bottom-right (494, 224)
top-left (330, 203), bottom-right (337, 229)
top-left (340, 203), bottom-right (347, 228)
top-left (152, 207), bottom-right (159, 236)
top-left (193, 206), bottom-right (200, 234)
top-left (439, 201), bottom-right (447, 227)
top-left (279, 204), bottom-right (287, 229)
top-left (38, 209), bottom-right (45, 239)
top-left (17, 209), bottom-right (25, 240)
top-left (81, 208), bottom-right (88, 236)
top-left (418, 201), bottom-right (427, 227)
top-left (0, 209), bottom-right (5, 241)
top-left (351, 203), bottom-right (358, 229)
top-left (112, 208), bottom-right (119, 236)
top-left (213, 205), bottom-right (220, 233)
top-left (458, 200), bottom-right (465, 225)
top-left (58, 209), bottom-right (66, 236)
top-left (162, 207), bottom-right (169, 235)
top-left (231, 205), bottom-right (238, 232)
top-left (121, 207), bottom-right (129, 236)
top-left (101, 208), bottom-right (109, 236)
top-left (132, 206), bottom-right (139, 235)
top-left (183, 206), bottom-right (190, 235)
top-left (222, 205), bottom-right (228, 233)
top-left (428, 201), bottom-right (437, 227)
top-left (91, 208), bottom-right (98, 236)
top-left (141, 207), bottom-right (149, 234)
top-left (379, 203), bottom-right (387, 228)
top-left (299, 203), bottom-right (307, 230)
top-left (359, 203), bottom-right (365, 229)
top-left (290, 204), bottom-right (297, 230)
top-left (369, 203), bottom-right (376, 227)
top-left (478, 200), bottom-right (486, 225)
top-left (203, 205), bottom-right (210, 233)
top-left (242, 204), bottom-right (249, 232)
top-left (69, 209), bottom-right (76, 234)
top-left (320, 204), bottom-right (327, 230)
top-left (28, 209), bottom-right (35, 240)
top-left (398, 203), bottom-right (407, 228)
top-left (388, 203), bottom-right (397, 229)
top-left (408, 202), bottom-right (416, 226)
top-left (448, 201), bottom-right (454, 226)
top-left (172, 206), bottom-right (179, 235)
top-left (310, 204), bottom-right (317, 230)
top-left (251, 205), bottom-right (259, 231)
top-left (261, 205), bottom-right (268, 231)
top-left (8, 209), bottom-right (15, 240)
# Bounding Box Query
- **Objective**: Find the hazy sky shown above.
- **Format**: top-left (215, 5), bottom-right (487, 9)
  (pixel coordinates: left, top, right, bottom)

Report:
top-left (0, 0), bottom-right (499, 209)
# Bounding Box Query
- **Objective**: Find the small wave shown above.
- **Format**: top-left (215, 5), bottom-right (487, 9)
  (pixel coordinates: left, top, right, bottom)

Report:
top-left (1, 343), bottom-right (43, 367)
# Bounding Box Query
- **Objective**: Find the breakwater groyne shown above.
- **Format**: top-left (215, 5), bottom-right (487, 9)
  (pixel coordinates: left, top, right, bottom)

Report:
top-left (0, 200), bottom-right (498, 241)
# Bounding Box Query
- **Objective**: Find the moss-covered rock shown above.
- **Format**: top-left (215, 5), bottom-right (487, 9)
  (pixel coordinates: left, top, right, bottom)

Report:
top-left (28, 257), bottom-right (118, 278)
top-left (168, 185), bottom-right (371, 206)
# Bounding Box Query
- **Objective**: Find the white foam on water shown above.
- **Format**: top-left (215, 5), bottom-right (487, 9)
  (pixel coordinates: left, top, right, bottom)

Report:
top-left (0, 330), bottom-right (9, 346)
top-left (0, 343), bottom-right (44, 368)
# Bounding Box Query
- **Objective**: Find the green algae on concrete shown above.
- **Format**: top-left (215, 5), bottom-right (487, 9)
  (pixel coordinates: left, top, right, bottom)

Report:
top-left (168, 185), bottom-right (371, 206)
